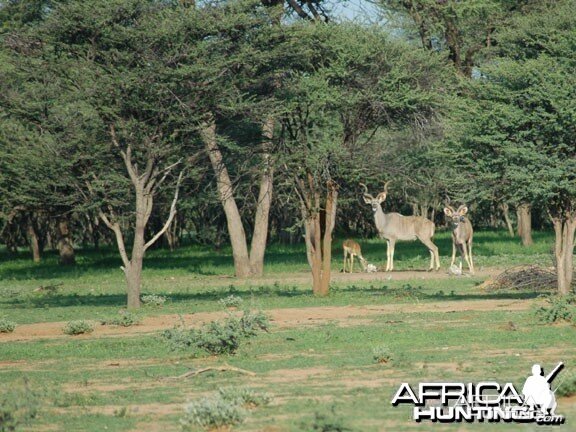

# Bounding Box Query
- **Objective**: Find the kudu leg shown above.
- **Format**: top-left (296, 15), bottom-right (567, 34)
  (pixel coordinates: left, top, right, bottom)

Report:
top-left (420, 237), bottom-right (440, 271)
top-left (467, 241), bottom-right (475, 274)
top-left (351, 255), bottom-right (355, 273)
top-left (451, 242), bottom-right (456, 267)
top-left (343, 252), bottom-right (347, 273)
top-left (386, 240), bottom-right (394, 271)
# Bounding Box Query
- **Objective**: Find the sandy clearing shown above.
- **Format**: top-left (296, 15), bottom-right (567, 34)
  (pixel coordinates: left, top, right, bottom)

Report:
top-left (183, 267), bottom-right (502, 287)
top-left (0, 297), bottom-right (538, 344)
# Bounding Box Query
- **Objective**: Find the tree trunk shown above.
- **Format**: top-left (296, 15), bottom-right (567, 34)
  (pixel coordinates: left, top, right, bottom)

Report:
top-left (301, 179), bottom-right (337, 297)
top-left (57, 218), bottom-right (76, 265)
top-left (552, 215), bottom-right (576, 295)
top-left (124, 260), bottom-right (143, 309)
top-left (201, 117), bottom-right (252, 278)
top-left (516, 203), bottom-right (533, 246)
top-left (249, 117), bottom-right (275, 276)
top-left (164, 217), bottom-right (178, 251)
top-left (124, 186), bottom-right (150, 309)
top-left (500, 203), bottom-right (515, 237)
top-left (27, 220), bottom-right (41, 263)
top-left (318, 182), bottom-right (337, 296)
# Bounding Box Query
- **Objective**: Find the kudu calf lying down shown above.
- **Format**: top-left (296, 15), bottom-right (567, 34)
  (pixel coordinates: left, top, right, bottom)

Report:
top-left (361, 182), bottom-right (440, 271)
top-left (444, 204), bottom-right (474, 274)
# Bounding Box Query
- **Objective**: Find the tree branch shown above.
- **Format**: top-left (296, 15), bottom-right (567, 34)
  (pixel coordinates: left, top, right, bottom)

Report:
top-left (110, 125), bottom-right (138, 185)
top-left (99, 211), bottom-right (130, 270)
top-left (144, 170), bottom-right (184, 251)
top-left (164, 363), bottom-right (256, 380)
top-left (287, 0), bottom-right (312, 20)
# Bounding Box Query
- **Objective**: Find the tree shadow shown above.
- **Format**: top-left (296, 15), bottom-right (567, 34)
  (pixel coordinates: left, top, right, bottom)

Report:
top-left (2, 281), bottom-right (546, 311)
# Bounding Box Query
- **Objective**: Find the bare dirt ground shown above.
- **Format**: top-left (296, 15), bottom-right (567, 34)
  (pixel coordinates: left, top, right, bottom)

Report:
top-left (0, 297), bottom-right (537, 344)
top-left (199, 267), bottom-right (502, 287)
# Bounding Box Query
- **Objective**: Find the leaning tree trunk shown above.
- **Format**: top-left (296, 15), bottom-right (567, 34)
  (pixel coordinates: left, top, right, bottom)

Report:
top-left (248, 116), bottom-right (275, 276)
top-left (201, 115), bottom-right (276, 278)
top-left (201, 117), bottom-right (252, 278)
top-left (57, 218), bottom-right (76, 265)
top-left (517, 203), bottom-right (533, 246)
top-left (248, 126), bottom-right (274, 276)
top-left (500, 203), bottom-right (515, 237)
top-left (552, 213), bottom-right (576, 295)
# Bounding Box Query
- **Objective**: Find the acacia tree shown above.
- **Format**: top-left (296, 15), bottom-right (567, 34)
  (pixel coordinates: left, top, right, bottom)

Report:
top-left (114, 0), bottom-right (285, 278)
top-left (280, 23), bottom-right (448, 295)
top-left (380, 0), bottom-right (525, 77)
top-left (456, 0), bottom-right (576, 293)
top-left (4, 0), bottom-right (197, 307)
top-left (381, 0), bottom-right (541, 238)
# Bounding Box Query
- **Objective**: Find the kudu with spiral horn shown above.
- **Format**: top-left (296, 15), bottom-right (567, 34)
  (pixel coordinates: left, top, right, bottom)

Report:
top-left (360, 182), bottom-right (440, 271)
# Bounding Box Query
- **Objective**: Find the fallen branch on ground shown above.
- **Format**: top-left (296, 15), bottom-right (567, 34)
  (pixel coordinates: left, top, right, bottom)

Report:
top-left (166, 364), bottom-right (256, 380)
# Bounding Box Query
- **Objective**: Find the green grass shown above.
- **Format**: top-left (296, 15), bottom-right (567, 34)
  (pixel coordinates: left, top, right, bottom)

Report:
top-left (1, 307), bottom-right (574, 431)
top-left (0, 230), bottom-right (573, 431)
top-left (0, 230), bottom-right (556, 324)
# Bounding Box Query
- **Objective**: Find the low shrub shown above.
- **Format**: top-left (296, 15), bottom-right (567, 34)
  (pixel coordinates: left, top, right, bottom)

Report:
top-left (180, 395), bottom-right (247, 431)
top-left (535, 294), bottom-right (576, 324)
top-left (0, 318), bottom-right (16, 333)
top-left (181, 387), bottom-right (271, 431)
top-left (372, 345), bottom-right (393, 364)
top-left (304, 406), bottom-right (353, 432)
top-left (100, 312), bottom-right (140, 327)
top-left (218, 387), bottom-right (272, 408)
top-left (219, 295), bottom-right (244, 308)
top-left (63, 320), bottom-right (94, 335)
top-left (141, 294), bottom-right (168, 307)
top-left (556, 374), bottom-right (576, 398)
top-left (0, 381), bottom-right (41, 432)
top-left (162, 309), bottom-right (270, 356)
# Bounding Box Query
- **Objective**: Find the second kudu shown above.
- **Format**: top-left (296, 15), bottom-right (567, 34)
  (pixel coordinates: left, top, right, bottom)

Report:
top-left (361, 182), bottom-right (440, 271)
top-left (443, 204), bottom-right (474, 274)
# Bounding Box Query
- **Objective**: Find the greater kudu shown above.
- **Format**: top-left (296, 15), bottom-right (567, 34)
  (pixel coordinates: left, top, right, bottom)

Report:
top-left (443, 204), bottom-right (474, 274)
top-left (361, 182), bottom-right (440, 271)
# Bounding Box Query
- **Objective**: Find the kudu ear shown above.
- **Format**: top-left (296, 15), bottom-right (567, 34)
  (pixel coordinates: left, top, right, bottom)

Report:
top-left (443, 207), bottom-right (454, 217)
top-left (362, 195), bottom-right (372, 204)
top-left (458, 205), bottom-right (468, 216)
top-left (376, 192), bottom-right (387, 204)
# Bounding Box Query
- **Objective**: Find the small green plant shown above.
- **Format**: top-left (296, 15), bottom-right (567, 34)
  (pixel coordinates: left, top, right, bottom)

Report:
top-left (100, 311), bottom-right (140, 327)
top-left (218, 387), bottom-right (272, 408)
top-left (141, 294), bottom-right (168, 307)
top-left (194, 319), bottom-right (243, 355)
top-left (162, 310), bottom-right (270, 356)
top-left (372, 345), bottom-right (393, 364)
top-left (219, 294), bottom-right (244, 308)
top-left (114, 406), bottom-right (128, 418)
top-left (535, 294), bottom-right (576, 324)
top-left (63, 320), bottom-right (94, 335)
top-left (0, 318), bottom-right (16, 333)
top-left (304, 406), bottom-right (353, 432)
top-left (237, 309), bottom-right (270, 337)
top-left (556, 374), bottom-right (576, 398)
top-left (180, 395), bottom-right (247, 431)
top-left (0, 381), bottom-right (41, 432)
